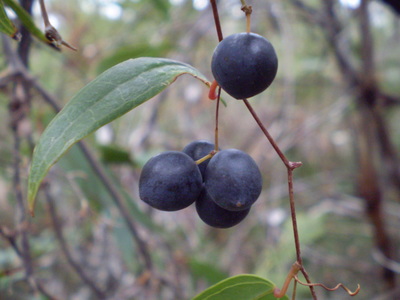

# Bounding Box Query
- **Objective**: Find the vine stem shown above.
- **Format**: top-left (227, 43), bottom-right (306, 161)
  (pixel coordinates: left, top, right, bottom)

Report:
top-left (210, 2), bottom-right (316, 298)
top-left (210, 0), bottom-right (223, 41)
top-left (214, 87), bottom-right (222, 151)
top-left (243, 99), bottom-right (316, 299)
top-left (240, 0), bottom-right (252, 33)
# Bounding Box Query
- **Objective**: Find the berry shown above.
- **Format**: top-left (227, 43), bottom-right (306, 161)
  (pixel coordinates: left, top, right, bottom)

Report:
top-left (211, 32), bottom-right (278, 99)
top-left (196, 188), bottom-right (250, 228)
top-left (182, 140), bottom-right (217, 180)
top-left (204, 149), bottom-right (262, 211)
top-left (139, 151), bottom-right (203, 211)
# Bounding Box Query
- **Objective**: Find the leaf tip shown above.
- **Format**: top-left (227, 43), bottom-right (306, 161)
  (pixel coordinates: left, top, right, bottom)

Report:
top-left (29, 208), bottom-right (35, 217)
top-left (27, 190), bottom-right (37, 217)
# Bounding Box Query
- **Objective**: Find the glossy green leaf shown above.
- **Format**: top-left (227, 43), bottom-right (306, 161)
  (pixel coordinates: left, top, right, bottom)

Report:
top-left (28, 57), bottom-right (209, 215)
top-left (192, 274), bottom-right (289, 300)
top-left (0, 0), bottom-right (17, 37)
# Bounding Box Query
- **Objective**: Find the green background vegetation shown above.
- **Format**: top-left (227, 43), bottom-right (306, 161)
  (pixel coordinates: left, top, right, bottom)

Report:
top-left (0, 0), bottom-right (399, 299)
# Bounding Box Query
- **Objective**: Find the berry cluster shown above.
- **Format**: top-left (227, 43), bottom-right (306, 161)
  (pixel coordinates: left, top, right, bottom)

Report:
top-left (139, 31), bottom-right (277, 228)
top-left (139, 140), bottom-right (262, 228)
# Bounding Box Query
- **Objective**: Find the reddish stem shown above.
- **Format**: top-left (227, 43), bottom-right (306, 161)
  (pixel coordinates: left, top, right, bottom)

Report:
top-left (210, 0), bottom-right (223, 42)
top-left (242, 99), bottom-right (316, 299)
top-left (214, 87), bottom-right (222, 151)
top-left (208, 80), bottom-right (219, 100)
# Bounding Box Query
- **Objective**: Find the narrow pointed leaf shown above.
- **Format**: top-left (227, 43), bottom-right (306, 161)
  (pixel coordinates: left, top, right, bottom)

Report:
top-left (3, 0), bottom-right (52, 46)
top-left (0, 0), bottom-right (17, 37)
top-left (27, 57), bottom-right (209, 215)
top-left (192, 274), bottom-right (289, 300)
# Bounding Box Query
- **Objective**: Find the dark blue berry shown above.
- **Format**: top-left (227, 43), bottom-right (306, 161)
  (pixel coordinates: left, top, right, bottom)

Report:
top-left (139, 151), bottom-right (203, 211)
top-left (211, 32), bottom-right (278, 99)
top-left (205, 149), bottom-right (262, 211)
top-left (196, 188), bottom-right (250, 228)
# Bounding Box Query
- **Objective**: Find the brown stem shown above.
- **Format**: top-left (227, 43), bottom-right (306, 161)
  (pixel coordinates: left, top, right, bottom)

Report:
top-left (274, 262), bottom-right (301, 298)
top-left (210, 1), bottom-right (316, 298)
top-left (4, 6), bottom-right (55, 295)
top-left (294, 275), bottom-right (361, 296)
top-left (242, 99), bottom-right (316, 299)
top-left (214, 87), bottom-right (222, 151)
top-left (210, 0), bottom-right (223, 41)
top-left (240, 0), bottom-right (252, 33)
top-left (45, 189), bottom-right (107, 299)
top-left (243, 100), bottom-right (292, 167)
top-left (39, 0), bottom-right (77, 51)
top-left (39, 0), bottom-right (50, 27)
top-left (77, 141), bottom-right (154, 272)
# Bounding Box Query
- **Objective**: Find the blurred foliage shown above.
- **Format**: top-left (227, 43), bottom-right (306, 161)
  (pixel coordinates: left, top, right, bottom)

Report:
top-left (0, 0), bottom-right (400, 299)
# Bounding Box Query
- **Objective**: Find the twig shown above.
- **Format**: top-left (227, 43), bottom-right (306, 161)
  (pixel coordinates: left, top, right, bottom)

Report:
top-left (242, 99), bottom-right (316, 299)
top-left (210, 0), bottom-right (223, 41)
top-left (214, 87), bottom-right (222, 150)
top-left (76, 141), bottom-right (154, 271)
top-left (3, 12), bottom-right (56, 296)
top-left (39, 0), bottom-right (77, 51)
top-left (240, 0), bottom-right (252, 33)
top-left (9, 73), bottom-right (38, 295)
top-left (209, 2), bottom-right (316, 298)
top-left (294, 275), bottom-right (360, 296)
top-left (45, 188), bottom-right (107, 299)
top-left (0, 226), bottom-right (22, 257)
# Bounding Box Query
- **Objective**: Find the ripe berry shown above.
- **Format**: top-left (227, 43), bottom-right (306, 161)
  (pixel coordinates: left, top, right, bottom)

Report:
top-left (196, 188), bottom-right (250, 228)
top-left (211, 32), bottom-right (278, 99)
top-left (204, 149), bottom-right (262, 211)
top-left (139, 151), bottom-right (203, 211)
top-left (182, 140), bottom-right (216, 180)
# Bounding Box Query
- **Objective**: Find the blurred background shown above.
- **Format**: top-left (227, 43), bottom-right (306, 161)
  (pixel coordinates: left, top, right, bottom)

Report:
top-left (0, 0), bottom-right (399, 299)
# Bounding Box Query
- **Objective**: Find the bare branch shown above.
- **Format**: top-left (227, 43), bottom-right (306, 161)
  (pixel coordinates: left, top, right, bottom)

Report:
top-left (45, 188), bottom-right (107, 299)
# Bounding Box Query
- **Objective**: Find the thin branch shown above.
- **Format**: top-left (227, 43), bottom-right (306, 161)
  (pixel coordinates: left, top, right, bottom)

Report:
top-left (214, 87), bottom-right (221, 151)
top-left (294, 275), bottom-right (361, 296)
top-left (0, 226), bottom-right (23, 257)
top-left (45, 188), bottom-right (107, 299)
top-left (15, 56), bottom-right (153, 273)
top-left (39, 0), bottom-right (77, 51)
top-left (38, 0), bottom-right (50, 27)
top-left (240, 0), bottom-right (252, 33)
top-left (10, 84), bottom-right (36, 293)
top-left (76, 141), bottom-right (154, 271)
top-left (210, 0), bottom-right (223, 41)
top-left (242, 99), bottom-right (316, 299)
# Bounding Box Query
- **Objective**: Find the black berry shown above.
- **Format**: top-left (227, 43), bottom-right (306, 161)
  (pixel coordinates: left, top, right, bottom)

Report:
top-left (139, 151), bottom-right (203, 211)
top-left (196, 188), bottom-right (250, 228)
top-left (182, 140), bottom-right (217, 180)
top-left (211, 32), bottom-right (278, 99)
top-left (204, 149), bottom-right (262, 211)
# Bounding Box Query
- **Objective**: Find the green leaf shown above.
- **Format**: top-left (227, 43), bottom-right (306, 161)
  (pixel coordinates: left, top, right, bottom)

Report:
top-left (188, 259), bottom-right (228, 285)
top-left (3, 0), bottom-right (53, 47)
top-left (0, 0), bottom-right (17, 37)
top-left (98, 144), bottom-right (133, 165)
top-left (96, 42), bottom-right (172, 74)
top-left (28, 57), bottom-right (209, 215)
top-left (192, 274), bottom-right (289, 300)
